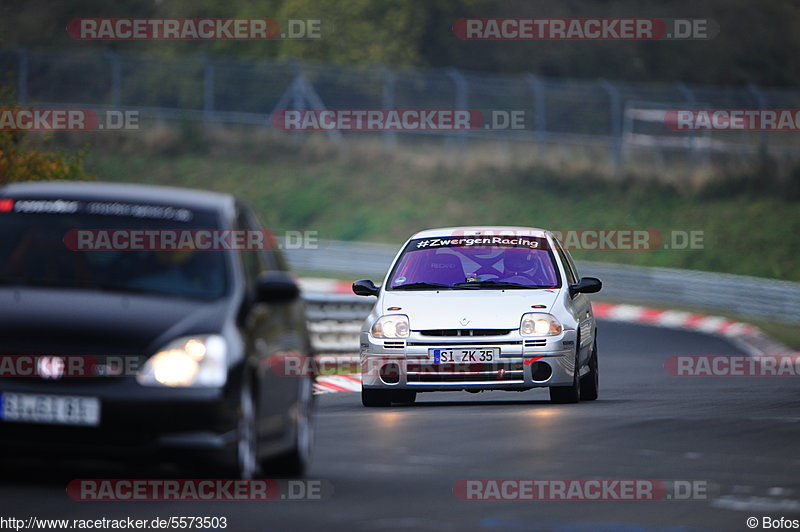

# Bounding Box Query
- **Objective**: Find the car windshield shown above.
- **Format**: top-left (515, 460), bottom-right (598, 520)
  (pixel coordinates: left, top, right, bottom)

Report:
top-left (0, 203), bottom-right (229, 300)
top-left (387, 235), bottom-right (561, 290)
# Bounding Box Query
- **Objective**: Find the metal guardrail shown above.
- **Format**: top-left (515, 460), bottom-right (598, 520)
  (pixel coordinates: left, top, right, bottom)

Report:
top-left (577, 261), bottom-right (800, 322)
top-left (303, 293), bottom-right (373, 352)
top-left (293, 240), bottom-right (800, 344)
top-left (289, 241), bottom-right (398, 278)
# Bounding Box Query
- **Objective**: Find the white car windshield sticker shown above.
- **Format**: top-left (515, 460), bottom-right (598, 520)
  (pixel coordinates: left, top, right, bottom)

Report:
top-left (413, 236), bottom-right (544, 249)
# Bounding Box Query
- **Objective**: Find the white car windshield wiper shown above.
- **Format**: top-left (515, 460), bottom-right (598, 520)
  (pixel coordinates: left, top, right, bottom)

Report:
top-left (392, 282), bottom-right (453, 290)
top-left (452, 280), bottom-right (541, 289)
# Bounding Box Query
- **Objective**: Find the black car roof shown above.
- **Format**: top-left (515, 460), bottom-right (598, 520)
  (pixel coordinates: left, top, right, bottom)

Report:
top-left (0, 181), bottom-right (237, 214)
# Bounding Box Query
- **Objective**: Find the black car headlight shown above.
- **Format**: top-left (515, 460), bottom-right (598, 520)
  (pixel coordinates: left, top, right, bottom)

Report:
top-left (137, 335), bottom-right (227, 387)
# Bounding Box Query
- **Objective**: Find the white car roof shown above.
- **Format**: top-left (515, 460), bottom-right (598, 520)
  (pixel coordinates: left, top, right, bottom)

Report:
top-left (410, 226), bottom-right (550, 239)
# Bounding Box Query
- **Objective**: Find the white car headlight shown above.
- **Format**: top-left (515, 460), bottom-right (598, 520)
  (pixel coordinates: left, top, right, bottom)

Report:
top-left (520, 313), bottom-right (563, 336)
top-left (371, 315), bottom-right (410, 339)
top-left (137, 335), bottom-right (227, 387)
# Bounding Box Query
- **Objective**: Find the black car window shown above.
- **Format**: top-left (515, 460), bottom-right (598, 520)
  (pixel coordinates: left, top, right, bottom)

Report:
top-left (238, 204), bottom-right (293, 273)
top-left (236, 208), bottom-right (266, 288)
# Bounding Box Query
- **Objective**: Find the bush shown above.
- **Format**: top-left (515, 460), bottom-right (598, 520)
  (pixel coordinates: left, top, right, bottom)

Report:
top-left (0, 92), bottom-right (92, 184)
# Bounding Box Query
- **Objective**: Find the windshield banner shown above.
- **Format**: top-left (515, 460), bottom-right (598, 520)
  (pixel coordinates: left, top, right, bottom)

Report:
top-left (409, 236), bottom-right (548, 251)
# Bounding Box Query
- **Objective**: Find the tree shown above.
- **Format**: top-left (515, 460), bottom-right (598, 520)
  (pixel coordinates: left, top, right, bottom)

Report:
top-left (0, 92), bottom-right (92, 184)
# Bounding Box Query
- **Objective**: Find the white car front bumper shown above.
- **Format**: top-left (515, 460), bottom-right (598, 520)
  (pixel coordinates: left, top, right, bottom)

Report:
top-left (360, 329), bottom-right (579, 391)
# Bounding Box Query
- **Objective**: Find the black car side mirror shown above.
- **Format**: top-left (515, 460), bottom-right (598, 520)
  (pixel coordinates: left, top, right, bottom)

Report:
top-left (255, 271), bottom-right (300, 303)
top-left (352, 279), bottom-right (380, 297)
top-left (569, 277), bottom-right (602, 297)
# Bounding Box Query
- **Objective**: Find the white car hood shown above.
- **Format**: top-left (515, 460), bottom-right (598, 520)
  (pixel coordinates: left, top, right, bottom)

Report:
top-left (380, 289), bottom-right (561, 330)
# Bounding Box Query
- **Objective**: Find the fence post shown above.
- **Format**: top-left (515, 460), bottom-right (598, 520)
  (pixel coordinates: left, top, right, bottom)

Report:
top-left (202, 55), bottom-right (215, 124)
top-left (675, 82), bottom-right (695, 103)
top-left (291, 64), bottom-right (306, 148)
top-left (104, 49), bottom-right (122, 107)
top-left (523, 74), bottom-right (547, 155)
top-left (289, 61), bottom-right (305, 117)
top-left (14, 46), bottom-right (28, 105)
top-left (446, 68), bottom-right (468, 152)
top-left (747, 83), bottom-right (769, 157)
top-left (599, 79), bottom-right (622, 171)
top-left (676, 82), bottom-right (707, 171)
top-left (676, 81), bottom-right (695, 148)
top-left (381, 65), bottom-right (397, 150)
top-left (270, 61), bottom-right (343, 148)
top-left (299, 72), bottom-right (344, 148)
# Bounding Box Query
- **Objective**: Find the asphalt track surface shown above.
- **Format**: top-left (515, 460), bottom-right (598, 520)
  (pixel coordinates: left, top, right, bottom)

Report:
top-left (2, 321), bottom-right (799, 532)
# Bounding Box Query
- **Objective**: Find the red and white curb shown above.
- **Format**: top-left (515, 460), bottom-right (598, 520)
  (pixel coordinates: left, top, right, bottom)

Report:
top-left (590, 302), bottom-right (791, 357)
top-left (591, 302), bottom-right (759, 337)
top-left (313, 372), bottom-right (361, 394)
top-left (299, 278), bottom-right (354, 295)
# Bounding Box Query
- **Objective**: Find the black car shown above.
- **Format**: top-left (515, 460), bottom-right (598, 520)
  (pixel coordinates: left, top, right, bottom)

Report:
top-left (0, 181), bottom-right (315, 478)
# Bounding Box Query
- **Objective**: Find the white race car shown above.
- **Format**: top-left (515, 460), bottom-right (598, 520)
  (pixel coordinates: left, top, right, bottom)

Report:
top-left (353, 227), bottom-right (602, 407)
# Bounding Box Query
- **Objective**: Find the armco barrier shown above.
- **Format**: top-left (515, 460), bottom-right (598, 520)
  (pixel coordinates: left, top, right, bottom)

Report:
top-left (579, 260), bottom-right (800, 322)
top-left (303, 293), bottom-right (374, 352)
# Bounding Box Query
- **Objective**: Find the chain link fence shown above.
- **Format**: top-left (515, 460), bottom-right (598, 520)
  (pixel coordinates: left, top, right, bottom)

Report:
top-left (3, 47), bottom-right (800, 170)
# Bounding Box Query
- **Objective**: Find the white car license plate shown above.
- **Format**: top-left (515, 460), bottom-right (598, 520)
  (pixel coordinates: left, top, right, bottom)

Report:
top-left (430, 348), bottom-right (499, 363)
top-left (0, 392), bottom-right (100, 427)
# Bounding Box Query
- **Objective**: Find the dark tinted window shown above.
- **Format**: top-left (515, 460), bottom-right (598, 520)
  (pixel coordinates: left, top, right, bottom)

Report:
top-left (0, 204), bottom-right (228, 300)
top-left (236, 208), bottom-right (266, 287)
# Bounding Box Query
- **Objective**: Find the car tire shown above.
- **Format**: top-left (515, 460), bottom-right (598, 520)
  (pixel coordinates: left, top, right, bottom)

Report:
top-left (549, 347), bottom-right (581, 404)
top-left (579, 341), bottom-right (599, 401)
top-left (362, 388), bottom-right (393, 407)
top-left (213, 381), bottom-right (259, 479)
top-left (262, 376), bottom-right (315, 478)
